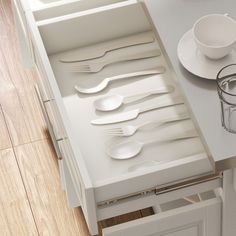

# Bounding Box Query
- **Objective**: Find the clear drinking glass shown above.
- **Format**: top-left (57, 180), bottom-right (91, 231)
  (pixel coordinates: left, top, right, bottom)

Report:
top-left (216, 64), bottom-right (236, 133)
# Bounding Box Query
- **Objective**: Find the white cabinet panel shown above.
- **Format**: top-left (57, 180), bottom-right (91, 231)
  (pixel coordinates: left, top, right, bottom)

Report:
top-left (34, 85), bottom-right (66, 190)
top-left (60, 158), bottom-right (81, 208)
top-left (11, 0), bottom-right (34, 67)
top-left (103, 199), bottom-right (221, 236)
top-left (165, 227), bottom-right (198, 236)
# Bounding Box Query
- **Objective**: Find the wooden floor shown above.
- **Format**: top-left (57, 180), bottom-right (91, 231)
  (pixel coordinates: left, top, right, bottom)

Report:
top-left (0, 0), bottom-right (153, 235)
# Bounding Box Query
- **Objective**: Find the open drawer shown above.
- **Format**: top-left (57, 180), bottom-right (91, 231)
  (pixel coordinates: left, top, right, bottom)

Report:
top-left (24, 0), bottom-right (216, 234)
top-left (102, 197), bottom-right (222, 236)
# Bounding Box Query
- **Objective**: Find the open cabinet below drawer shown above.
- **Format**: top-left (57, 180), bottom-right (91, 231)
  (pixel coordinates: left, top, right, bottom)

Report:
top-left (103, 198), bottom-right (221, 236)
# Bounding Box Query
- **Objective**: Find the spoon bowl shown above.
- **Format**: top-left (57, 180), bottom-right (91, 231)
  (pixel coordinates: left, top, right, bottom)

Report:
top-left (94, 94), bottom-right (123, 111)
top-left (94, 86), bottom-right (174, 111)
top-left (107, 132), bottom-right (198, 160)
top-left (107, 141), bottom-right (143, 160)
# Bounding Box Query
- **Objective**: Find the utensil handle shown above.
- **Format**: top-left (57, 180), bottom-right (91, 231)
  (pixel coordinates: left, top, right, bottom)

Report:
top-left (136, 112), bottom-right (190, 130)
top-left (60, 34), bottom-right (155, 62)
top-left (105, 34), bottom-right (155, 56)
top-left (102, 49), bottom-right (161, 66)
top-left (123, 85), bottom-right (174, 104)
top-left (144, 129), bottom-right (198, 146)
top-left (139, 97), bottom-right (184, 113)
top-left (109, 66), bottom-right (166, 83)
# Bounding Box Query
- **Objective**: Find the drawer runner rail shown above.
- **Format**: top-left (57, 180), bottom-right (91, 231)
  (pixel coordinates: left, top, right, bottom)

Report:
top-left (97, 173), bottom-right (222, 208)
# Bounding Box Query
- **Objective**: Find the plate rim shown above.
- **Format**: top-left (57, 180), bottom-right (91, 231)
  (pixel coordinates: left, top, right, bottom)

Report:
top-left (177, 29), bottom-right (224, 80)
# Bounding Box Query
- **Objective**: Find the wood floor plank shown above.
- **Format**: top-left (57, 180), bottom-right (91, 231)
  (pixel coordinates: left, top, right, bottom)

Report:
top-left (140, 207), bottom-right (154, 217)
top-left (0, 106), bottom-right (11, 150)
top-left (0, 90), bottom-right (30, 146)
top-left (0, 0), bottom-right (48, 142)
top-left (0, 148), bottom-right (38, 235)
top-left (15, 85), bottom-right (49, 141)
top-left (1, 57), bottom-right (48, 143)
top-left (14, 139), bottom-right (90, 236)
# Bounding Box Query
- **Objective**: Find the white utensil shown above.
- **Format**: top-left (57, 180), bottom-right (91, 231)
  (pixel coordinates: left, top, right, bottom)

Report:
top-left (94, 85), bottom-right (174, 111)
top-left (75, 66), bottom-right (165, 94)
top-left (127, 152), bottom-right (205, 171)
top-left (105, 113), bottom-right (190, 136)
top-left (70, 49), bottom-right (161, 73)
top-left (177, 29), bottom-right (236, 80)
top-left (107, 131), bottom-right (198, 159)
top-left (127, 160), bottom-right (166, 172)
top-left (60, 34), bottom-right (155, 63)
top-left (91, 97), bottom-right (184, 125)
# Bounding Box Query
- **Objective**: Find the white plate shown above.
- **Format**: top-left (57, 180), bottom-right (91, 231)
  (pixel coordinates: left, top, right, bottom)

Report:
top-left (177, 29), bottom-right (236, 80)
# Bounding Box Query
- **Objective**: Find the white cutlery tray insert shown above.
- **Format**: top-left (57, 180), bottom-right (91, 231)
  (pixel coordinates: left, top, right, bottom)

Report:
top-left (32, 0), bottom-right (130, 21)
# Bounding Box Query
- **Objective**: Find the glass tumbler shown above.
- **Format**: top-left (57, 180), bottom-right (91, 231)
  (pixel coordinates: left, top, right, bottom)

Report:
top-left (216, 64), bottom-right (236, 133)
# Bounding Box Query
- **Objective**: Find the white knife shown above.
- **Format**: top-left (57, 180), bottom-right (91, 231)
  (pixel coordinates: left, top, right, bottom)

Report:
top-left (91, 97), bottom-right (184, 125)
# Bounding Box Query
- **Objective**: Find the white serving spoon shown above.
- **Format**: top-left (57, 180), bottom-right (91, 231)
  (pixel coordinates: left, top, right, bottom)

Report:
top-left (94, 85), bottom-right (174, 111)
top-left (107, 131), bottom-right (198, 160)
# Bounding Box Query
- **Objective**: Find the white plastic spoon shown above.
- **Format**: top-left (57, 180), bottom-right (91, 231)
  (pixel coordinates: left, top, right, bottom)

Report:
top-left (94, 85), bottom-right (174, 111)
top-left (107, 132), bottom-right (198, 160)
top-left (75, 67), bottom-right (165, 94)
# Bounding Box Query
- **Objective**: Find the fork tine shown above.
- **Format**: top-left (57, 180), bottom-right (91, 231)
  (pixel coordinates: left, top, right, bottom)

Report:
top-left (106, 133), bottom-right (123, 136)
top-left (105, 128), bottom-right (122, 132)
top-left (72, 69), bottom-right (91, 72)
top-left (106, 131), bottom-right (123, 134)
top-left (106, 130), bottom-right (122, 133)
top-left (71, 65), bottom-right (90, 69)
top-left (106, 131), bottom-right (123, 135)
top-left (71, 66), bottom-right (90, 70)
top-left (71, 68), bottom-right (91, 73)
top-left (70, 65), bottom-right (91, 71)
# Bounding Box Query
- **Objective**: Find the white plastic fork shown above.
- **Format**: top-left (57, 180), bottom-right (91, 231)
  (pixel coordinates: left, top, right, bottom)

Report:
top-left (70, 49), bottom-right (161, 73)
top-left (105, 113), bottom-right (190, 137)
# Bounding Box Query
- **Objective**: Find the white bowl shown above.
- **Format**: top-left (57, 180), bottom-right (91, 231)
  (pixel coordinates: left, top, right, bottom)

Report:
top-left (193, 14), bottom-right (236, 59)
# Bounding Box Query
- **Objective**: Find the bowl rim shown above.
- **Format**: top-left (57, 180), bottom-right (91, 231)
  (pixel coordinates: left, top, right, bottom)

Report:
top-left (193, 14), bottom-right (236, 49)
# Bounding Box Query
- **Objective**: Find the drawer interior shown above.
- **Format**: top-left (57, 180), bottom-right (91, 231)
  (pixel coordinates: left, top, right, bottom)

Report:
top-left (159, 191), bottom-right (216, 212)
top-left (34, 2), bottom-right (213, 190)
top-left (28, 0), bottom-right (62, 11)
top-left (33, 0), bottom-right (131, 21)
top-left (101, 190), bottom-right (220, 235)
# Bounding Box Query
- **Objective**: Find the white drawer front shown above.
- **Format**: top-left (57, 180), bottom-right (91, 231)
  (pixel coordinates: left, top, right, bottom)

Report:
top-left (103, 198), bottom-right (221, 236)
top-left (33, 43), bottom-right (54, 101)
top-left (58, 138), bottom-right (98, 233)
top-left (35, 85), bottom-right (66, 188)
top-left (34, 85), bottom-right (62, 155)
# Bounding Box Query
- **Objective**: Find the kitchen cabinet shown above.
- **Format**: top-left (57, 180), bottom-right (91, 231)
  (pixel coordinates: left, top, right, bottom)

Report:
top-left (12, 0), bottom-right (236, 235)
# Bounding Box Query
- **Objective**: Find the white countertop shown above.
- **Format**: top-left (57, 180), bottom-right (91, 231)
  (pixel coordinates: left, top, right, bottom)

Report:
top-left (145, 0), bottom-right (236, 170)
